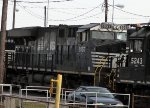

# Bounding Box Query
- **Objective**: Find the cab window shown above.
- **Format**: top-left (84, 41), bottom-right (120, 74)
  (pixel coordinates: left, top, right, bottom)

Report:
top-left (130, 39), bottom-right (143, 53)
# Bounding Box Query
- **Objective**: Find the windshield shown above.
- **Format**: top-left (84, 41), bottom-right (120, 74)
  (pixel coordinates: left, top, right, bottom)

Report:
top-left (92, 31), bottom-right (114, 39)
top-left (116, 32), bottom-right (127, 41)
top-left (130, 39), bottom-right (143, 53)
top-left (86, 88), bottom-right (114, 98)
top-left (92, 31), bottom-right (127, 41)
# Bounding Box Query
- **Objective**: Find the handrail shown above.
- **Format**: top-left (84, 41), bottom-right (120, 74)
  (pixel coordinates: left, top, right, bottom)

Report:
top-left (108, 68), bottom-right (116, 89)
top-left (26, 86), bottom-right (74, 100)
top-left (0, 84), bottom-right (21, 95)
top-left (65, 90), bottom-right (130, 108)
top-left (20, 88), bottom-right (50, 101)
top-left (112, 70), bottom-right (116, 90)
top-left (94, 56), bottom-right (108, 86)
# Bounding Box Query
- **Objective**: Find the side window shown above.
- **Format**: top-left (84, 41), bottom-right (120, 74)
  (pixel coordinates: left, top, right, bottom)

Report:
top-left (68, 28), bottom-right (71, 37)
top-left (59, 29), bottom-right (65, 37)
top-left (68, 28), bottom-right (76, 37)
top-left (130, 40), bottom-right (134, 52)
top-left (134, 40), bottom-right (143, 52)
top-left (82, 31), bottom-right (88, 42)
top-left (73, 28), bottom-right (76, 37)
top-left (148, 39), bottom-right (150, 50)
top-left (80, 33), bottom-right (82, 42)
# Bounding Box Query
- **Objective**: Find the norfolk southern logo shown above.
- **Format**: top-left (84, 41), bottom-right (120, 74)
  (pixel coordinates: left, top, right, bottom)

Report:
top-left (100, 23), bottom-right (129, 30)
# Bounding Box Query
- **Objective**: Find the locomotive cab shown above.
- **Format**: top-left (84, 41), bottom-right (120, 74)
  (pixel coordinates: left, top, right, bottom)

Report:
top-left (129, 37), bottom-right (144, 67)
top-left (119, 26), bottom-right (150, 83)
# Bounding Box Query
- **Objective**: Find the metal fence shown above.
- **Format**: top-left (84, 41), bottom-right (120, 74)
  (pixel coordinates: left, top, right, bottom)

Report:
top-left (0, 94), bottom-right (70, 108)
top-left (0, 84), bottom-right (21, 95)
top-left (0, 84), bottom-right (71, 108)
top-left (25, 86), bottom-right (73, 100)
top-left (64, 91), bottom-right (130, 108)
top-left (1, 84), bottom-right (150, 108)
top-left (0, 94), bottom-right (51, 108)
top-left (132, 94), bottom-right (150, 108)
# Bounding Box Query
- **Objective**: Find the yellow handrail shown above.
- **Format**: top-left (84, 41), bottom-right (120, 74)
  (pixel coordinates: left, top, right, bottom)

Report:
top-left (94, 56), bottom-right (108, 86)
top-left (106, 68), bottom-right (116, 90)
top-left (112, 70), bottom-right (116, 90)
top-left (49, 79), bottom-right (54, 95)
top-left (108, 68), bottom-right (115, 85)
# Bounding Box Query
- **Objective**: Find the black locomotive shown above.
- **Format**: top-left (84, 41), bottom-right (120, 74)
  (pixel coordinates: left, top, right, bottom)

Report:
top-left (4, 23), bottom-right (150, 96)
top-left (117, 25), bottom-right (150, 95)
top-left (5, 23), bottom-right (127, 88)
top-left (119, 26), bottom-right (150, 83)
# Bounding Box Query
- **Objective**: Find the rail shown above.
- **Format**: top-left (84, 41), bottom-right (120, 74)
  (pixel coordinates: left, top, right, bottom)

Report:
top-left (64, 91), bottom-right (130, 108)
top-left (94, 56), bottom-right (109, 86)
top-left (20, 88), bottom-right (50, 101)
top-left (0, 84), bottom-right (21, 95)
top-left (132, 94), bottom-right (150, 108)
top-left (26, 86), bottom-right (74, 100)
top-left (1, 84), bottom-right (150, 108)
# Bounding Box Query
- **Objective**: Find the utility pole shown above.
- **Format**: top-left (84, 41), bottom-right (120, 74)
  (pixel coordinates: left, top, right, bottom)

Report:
top-left (12, 0), bottom-right (16, 29)
top-left (104, 0), bottom-right (108, 22)
top-left (44, 6), bottom-right (46, 27)
top-left (0, 0), bottom-right (8, 84)
top-left (46, 0), bottom-right (49, 27)
top-left (112, 0), bottom-right (114, 23)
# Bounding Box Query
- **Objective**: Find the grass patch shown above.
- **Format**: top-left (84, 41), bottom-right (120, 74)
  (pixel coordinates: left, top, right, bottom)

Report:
top-left (23, 101), bottom-right (47, 108)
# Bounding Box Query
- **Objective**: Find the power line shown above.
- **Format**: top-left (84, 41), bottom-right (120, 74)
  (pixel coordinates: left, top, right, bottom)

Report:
top-left (18, 2), bottom-right (102, 21)
top-left (9, 0), bottom-right (74, 3)
top-left (110, 17), bottom-right (150, 20)
top-left (109, 4), bottom-right (150, 18)
top-left (51, 9), bottom-right (78, 15)
top-left (60, 3), bottom-right (102, 21)
top-left (17, 4), bottom-right (150, 22)
top-left (69, 12), bottom-right (104, 21)
top-left (18, 3), bottom-right (44, 20)
top-left (9, 5), bottom-right (96, 10)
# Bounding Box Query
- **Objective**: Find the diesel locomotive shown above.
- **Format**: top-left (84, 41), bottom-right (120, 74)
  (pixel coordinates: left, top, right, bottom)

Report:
top-left (117, 25), bottom-right (150, 95)
top-left (4, 23), bottom-right (150, 96)
top-left (5, 23), bottom-right (127, 88)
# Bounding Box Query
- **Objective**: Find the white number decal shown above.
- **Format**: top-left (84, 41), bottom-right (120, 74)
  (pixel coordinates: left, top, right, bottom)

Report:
top-left (131, 58), bottom-right (143, 64)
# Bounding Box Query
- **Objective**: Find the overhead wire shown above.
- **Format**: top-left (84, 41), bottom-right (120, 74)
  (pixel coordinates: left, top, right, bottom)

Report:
top-left (9, 0), bottom-right (74, 3)
top-left (48, 3), bottom-right (101, 21)
top-left (110, 17), bottom-right (150, 20)
top-left (4, 0), bottom-right (150, 22)
top-left (69, 12), bottom-right (103, 21)
top-left (108, 4), bottom-right (150, 18)
top-left (56, 3), bottom-right (103, 21)
top-left (17, 1), bottom-right (103, 21)
top-left (17, 3), bottom-right (44, 20)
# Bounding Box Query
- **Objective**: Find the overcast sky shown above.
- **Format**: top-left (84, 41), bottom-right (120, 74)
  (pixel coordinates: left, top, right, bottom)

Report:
top-left (0, 0), bottom-right (150, 30)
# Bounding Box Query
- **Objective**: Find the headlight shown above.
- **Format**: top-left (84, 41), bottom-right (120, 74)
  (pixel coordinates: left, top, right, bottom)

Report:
top-left (130, 49), bottom-right (133, 52)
